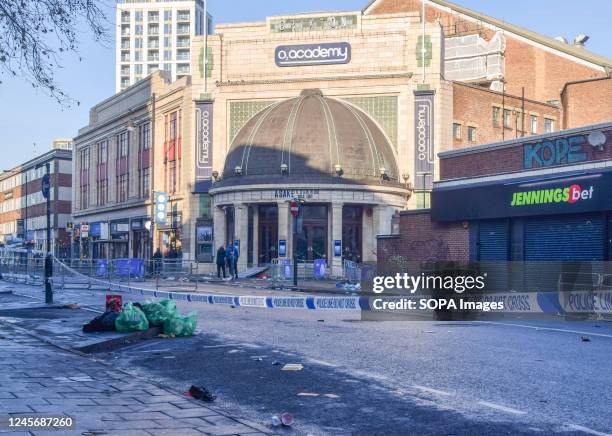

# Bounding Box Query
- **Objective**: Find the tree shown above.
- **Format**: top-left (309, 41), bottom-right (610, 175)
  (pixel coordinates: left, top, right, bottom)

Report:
top-left (0, 0), bottom-right (108, 106)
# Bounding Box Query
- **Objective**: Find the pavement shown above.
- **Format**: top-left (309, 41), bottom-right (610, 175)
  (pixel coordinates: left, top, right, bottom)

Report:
top-left (2, 281), bottom-right (612, 435)
top-left (0, 292), bottom-right (270, 436)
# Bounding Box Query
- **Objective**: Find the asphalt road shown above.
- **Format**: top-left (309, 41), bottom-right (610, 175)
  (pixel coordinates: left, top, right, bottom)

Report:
top-left (5, 281), bottom-right (612, 435)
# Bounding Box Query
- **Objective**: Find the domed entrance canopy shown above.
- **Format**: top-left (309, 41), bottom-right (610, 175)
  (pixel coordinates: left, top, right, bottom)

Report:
top-left (218, 89), bottom-right (400, 187)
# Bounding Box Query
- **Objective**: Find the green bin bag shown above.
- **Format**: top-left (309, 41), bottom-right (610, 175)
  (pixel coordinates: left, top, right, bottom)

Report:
top-left (115, 303), bottom-right (150, 333)
top-left (141, 299), bottom-right (177, 326)
top-left (163, 311), bottom-right (198, 337)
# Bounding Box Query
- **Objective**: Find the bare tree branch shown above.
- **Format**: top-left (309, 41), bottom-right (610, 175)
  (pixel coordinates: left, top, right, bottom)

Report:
top-left (0, 0), bottom-right (109, 106)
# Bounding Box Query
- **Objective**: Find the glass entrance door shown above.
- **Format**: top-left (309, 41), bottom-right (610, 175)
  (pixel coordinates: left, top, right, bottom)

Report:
top-left (296, 205), bottom-right (328, 262)
top-left (258, 205), bottom-right (278, 265)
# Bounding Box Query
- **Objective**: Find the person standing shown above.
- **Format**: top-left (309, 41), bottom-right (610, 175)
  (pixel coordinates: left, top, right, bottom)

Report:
top-left (225, 244), bottom-right (234, 278)
top-left (229, 243), bottom-right (239, 280)
top-left (216, 245), bottom-right (226, 279)
top-left (152, 248), bottom-right (162, 276)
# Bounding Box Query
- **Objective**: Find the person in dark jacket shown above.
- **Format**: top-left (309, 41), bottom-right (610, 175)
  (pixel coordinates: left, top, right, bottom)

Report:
top-left (227, 243), bottom-right (239, 279)
top-left (216, 245), bottom-right (226, 279)
top-left (152, 248), bottom-right (162, 275)
top-left (225, 243), bottom-right (234, 277)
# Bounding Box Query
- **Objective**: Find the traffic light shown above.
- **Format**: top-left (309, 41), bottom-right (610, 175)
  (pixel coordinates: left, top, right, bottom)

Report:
top-left (155, 192), bottom-right (168, 225)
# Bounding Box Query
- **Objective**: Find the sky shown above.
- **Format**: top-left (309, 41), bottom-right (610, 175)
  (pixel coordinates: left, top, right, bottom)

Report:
top-left (0, 0), bottom-right (610, 170)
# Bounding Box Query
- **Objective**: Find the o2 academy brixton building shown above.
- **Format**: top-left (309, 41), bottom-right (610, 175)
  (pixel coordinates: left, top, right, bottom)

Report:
top-left (73, 0), bottom-right (611, 276)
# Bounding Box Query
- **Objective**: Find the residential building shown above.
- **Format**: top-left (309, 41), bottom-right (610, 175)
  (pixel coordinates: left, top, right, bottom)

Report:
top-left (0, 143), bottom-right (73, 256)
top-left (116, 0), bottom-right (209, 93)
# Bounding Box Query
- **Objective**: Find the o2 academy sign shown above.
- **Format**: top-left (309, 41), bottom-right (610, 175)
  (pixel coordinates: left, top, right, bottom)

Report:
top-left (275, 42), bottom-right (351, 67)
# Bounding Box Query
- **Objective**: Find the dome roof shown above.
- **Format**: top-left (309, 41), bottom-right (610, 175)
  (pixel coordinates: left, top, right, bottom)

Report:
top-left (219, 90), bottom-right (399, 187)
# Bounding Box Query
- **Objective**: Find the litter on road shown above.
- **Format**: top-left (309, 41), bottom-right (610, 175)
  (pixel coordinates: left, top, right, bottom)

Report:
top-left (281, 363), bottom-right (304, 371)
top-left (188, 385), bottom-right (216, 402)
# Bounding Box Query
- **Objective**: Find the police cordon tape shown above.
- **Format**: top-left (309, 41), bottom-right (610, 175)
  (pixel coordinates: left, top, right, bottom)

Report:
top-left (39, 260), bottom-right (612, 314)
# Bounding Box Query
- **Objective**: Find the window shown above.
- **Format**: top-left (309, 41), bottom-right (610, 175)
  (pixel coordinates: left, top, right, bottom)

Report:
top-left (117, 174), bottom-right (128, 203)
top-left (177, 36), bottom-right (190, 47)
top-left (452, 123), bottom-right (461, 140)
top-left (140, 123), bottom-right (151, 150)
top-left (134, 50), bottom-right (142, 62)
top-left (467, 126), bottom-right (477, 142)
top-left (121, 11), bottom-right (130, 23)
top-left (135, 11), bottom-right (143, 21)
top-left (134, 64), bottom-right (143, 74)
top-left (135, 37), bottom-right (143, 48)
top-left (177, 64), bottom-right (190, 75)
top-left (164, 37), bottom-right (172, 48)
top-left (162, 63), bottom-right (171, 72)
top-left (120, 65), bottom-right (130, 76)
top-left (148, 64), bottom-right (159, 74)
top-left (164, 9), bottom-right (172, 21)
top-left (118, 133), bottom-right (128, 157)
top-left (148, 24), bottom-right (159, 35)
top-left (177, 10), bottom-right (190, 21)
top-left (79, 148), bottom-right (90, 210)
top-left (168, 161), bottom-right (177, 194)
top-left (135, 24), bottom-right (143, 35)
top-left (531, 115), bottom-right (538, 134)
top-left (164, 111), bottom-right (182, 194)
top-left (164, 50), bottom-right (172, 61)
top-left (503, 109), bottom-right (512, 129)
top-left (148, 51), bottom-right (159, 62)
top-left (164, 23), bottom-right (172, 34)
top-left (121, 51), bottom-right (130, 62)
top-left (148, 11), bottom-right (159, 22)
top-left (492, 107), bottom-right (501, 127)
top-left (544, 118), bottom-right (554, 133)
top-left (177, 24), bottom-right (190, 35)
top-left (141, 167), bottom-right (151, 198)
top-left (177, 49), bottom-right (189, 61)
top-left (148, 37), bottom-right (159, 49)
top-left (97, 140), bottom-right (109, 206)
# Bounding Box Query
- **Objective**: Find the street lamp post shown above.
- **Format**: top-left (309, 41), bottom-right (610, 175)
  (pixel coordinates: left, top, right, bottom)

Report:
top-left (39, 162), bottom-right (53, 304)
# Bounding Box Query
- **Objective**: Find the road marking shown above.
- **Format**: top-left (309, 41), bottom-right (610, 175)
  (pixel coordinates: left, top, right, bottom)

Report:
top-left (564, 424), bottom-right (612, 436)
top-left (478, 401), bottom-right (526, 415)
top-left (412, 385), bottom-right (452, 397)
top-left (477, 321), bottom-right (612, 339)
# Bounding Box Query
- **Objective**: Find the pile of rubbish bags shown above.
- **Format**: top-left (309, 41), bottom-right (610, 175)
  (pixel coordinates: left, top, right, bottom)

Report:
top-left (83, 300), bottom-right (197, 337)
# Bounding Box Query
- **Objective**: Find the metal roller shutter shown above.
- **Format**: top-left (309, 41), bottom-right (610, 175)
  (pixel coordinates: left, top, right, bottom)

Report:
top-left (525, 215), bottom-right (604, 261)
top-left (524, 215), bottom-right (605, 292)
top-left (478, 220), bottom-right (509, 261)
top-left (478, 220), bottom-right (509, 291)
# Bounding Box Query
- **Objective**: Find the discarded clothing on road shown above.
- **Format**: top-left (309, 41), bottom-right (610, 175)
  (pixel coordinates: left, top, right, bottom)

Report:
top-left (82, 311), bottom-right (119, 333)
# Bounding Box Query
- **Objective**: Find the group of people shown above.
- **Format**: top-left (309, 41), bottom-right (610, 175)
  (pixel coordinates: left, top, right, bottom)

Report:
top-left (216, 244), bottom-right (239, 280)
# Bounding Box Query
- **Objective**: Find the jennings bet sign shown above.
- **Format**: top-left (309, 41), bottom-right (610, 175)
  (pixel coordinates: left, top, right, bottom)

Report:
top-left (511, 184), bottom-right (594, 207)
top-left (275, 42), bottom-right (351, 67)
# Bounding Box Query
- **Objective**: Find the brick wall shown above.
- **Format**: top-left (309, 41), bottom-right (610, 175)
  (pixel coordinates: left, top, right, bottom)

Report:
top-left (366, 0), bottom-right (606, 103)
top-left (452, 82), bottom-right (560, 149)
top-left (440, 127), bottom-right (612, 180)
top-left (562, 77), bottom-right (612, 129)
top-left (377, 210), bottom-right (469, 272)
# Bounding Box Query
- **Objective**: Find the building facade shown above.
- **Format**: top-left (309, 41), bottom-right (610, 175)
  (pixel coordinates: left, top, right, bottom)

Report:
top-left (0, 142), bottom-right (73, 256)
top-left (116, 0), bottom-right (209, 93)
top-left (378, 122), bottom-right (612, 270)
top-left (74, 0), bottom-right (612, 276)
top-left (73, 73), bottom-right (204, 262)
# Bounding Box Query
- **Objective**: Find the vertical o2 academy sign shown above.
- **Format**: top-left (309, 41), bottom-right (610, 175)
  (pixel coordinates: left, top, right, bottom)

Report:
top-left (275, 42), bottom-right (351, 67)
top-left (195, 102), bottom-right (213, 192)
top-left (414, 91), bottom-right (435, 190)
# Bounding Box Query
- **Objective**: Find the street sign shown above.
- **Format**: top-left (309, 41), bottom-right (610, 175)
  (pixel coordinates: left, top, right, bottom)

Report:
top-left (41, 174), bottom-right (50, 199)
top-left (290, 200), bottom-right (299, 217)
